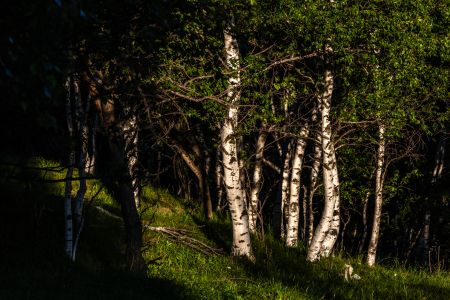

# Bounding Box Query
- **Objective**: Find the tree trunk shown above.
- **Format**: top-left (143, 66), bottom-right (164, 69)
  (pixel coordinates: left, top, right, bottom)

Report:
top-left (286, 122), bottom-right (310, 247)
top-left (173, 142), bottom-right (212, 219)
top-left (196, 125), bottom-right (213, 219)
top-left (422, 136), bottom-right (445, 264)
top-left (307, 130), bottom-right (322, 246)
top-left (215, 146), bottom-right (224, 211)
top-left (73, 78), bottom-right (88, 228)
top-left (101, 99), bottom-right (146, 273)
top-left (273, 140), bottom-right (292, 239)
top-left (221, 16), bottom-right (253, 259)
top-left (367, 123), bottom-right (386, 266)
top-left (358, 191), bottom-right (370, 255)
top-left (307, 51), bottom-right (340, 261)
top-left (249, 127), bottom-right (267, 233)
top-left (64, 77), bottom-right (74, 260)
top-left (124, 113), bottom-right (140, 208)
top-left (85, 112), bottom-right (97, 175)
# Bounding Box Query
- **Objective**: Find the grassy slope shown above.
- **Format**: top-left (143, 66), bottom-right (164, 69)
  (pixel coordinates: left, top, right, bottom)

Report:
top-left (1, 158), bottom-right (449, 299)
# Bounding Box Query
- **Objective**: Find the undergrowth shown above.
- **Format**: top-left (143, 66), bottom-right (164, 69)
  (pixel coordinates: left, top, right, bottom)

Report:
top-left (1, 157), bottom-right (449, 299)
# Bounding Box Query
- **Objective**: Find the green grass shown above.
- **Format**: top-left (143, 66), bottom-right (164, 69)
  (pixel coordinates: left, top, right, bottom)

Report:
top-left (1, 157), bottom-right (450, 299)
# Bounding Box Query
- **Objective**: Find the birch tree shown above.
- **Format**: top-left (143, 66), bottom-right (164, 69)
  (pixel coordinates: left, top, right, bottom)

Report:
top-left (221, 15), bottom-right (253, 259)
top-left (249, 127), bottom-right (268, 233)
top-left (64, 77), bottom-right (75, 260)
top-left (307, 45), bottom-right (340, 261)
top-left (367, 123), bottom-right (386, 266)
top-left (286, 121), bottom-right (310, 247)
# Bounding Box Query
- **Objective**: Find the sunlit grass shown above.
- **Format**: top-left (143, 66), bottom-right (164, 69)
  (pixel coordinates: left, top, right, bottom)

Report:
top-left (1, 157), bottom-right (449, 299)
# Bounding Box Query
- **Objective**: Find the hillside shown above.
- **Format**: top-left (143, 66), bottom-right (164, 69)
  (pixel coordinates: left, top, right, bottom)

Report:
top-left (1, 158), bottom-right (449, 299)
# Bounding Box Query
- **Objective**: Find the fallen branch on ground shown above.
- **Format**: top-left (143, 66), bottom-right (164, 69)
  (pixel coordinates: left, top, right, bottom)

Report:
top-left (144, 225), bottom-right (225, 256)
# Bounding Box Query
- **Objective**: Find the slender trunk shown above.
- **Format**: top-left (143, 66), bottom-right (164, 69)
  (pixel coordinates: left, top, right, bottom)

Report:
top-left (358, 191), bottom-right (370, 255)
top-left (422, 136), bottom-right (445, 264)
top-left (101, 99), bottom-right (146, 273)
top-left (124, 114), bottom-right (140, 208)
top-left (249, 127), bottom-right (267, 233)
top-left (273, 140), bottom-right (292, 239)
top-left (307, 130), bottom-right (322, 246)
top-left (215, 146), bottom-right (224, 211)
top-left (85, 113), bottom-right (97, 174)
top-left (307, 52), bottom-right (340, 261)
top-left (221, 16), bottom-right (253, 259)
top-left (367, 123), bottom-right (386, 266)
top-left (196, 125), bottom-right (213, 219)
top-left (173, 142), bottom-right (212, 219)
top-left (73, 78), bottom-right (89, 228)
top-left (302, 185), bottom-right (307, 242)
top-left (286, 122), bottom-right (310, 247)
top-left (239, 157), bottom-right (248, 208)
top-left (64, 77), bottom-right (74, 259)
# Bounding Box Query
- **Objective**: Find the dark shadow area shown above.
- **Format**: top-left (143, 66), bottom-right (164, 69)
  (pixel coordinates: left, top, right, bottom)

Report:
top-left (191, 214), bottom-right (232, 254)
top-left (0, 160), bottom-right (194, 300)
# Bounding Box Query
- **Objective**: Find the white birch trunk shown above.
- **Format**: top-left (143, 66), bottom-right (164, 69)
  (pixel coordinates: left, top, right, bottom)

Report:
top-left (307, 130), bottom-right (322, 246)
top-left (124, 114), bottom-right (140, 208)
top-left (215, 146), bottom-right (224, 211)
top-left (272, 140), bottom-right (291, 238)
top-left (64, 77), bottom-right (74, 259)
top-left (73, 78), bottom-right (88, 228)
top-left (307, 55), bottom-right (340, 261)
top-left (367, 123), bottom-right (386, 266)
top-left (281, 141), bottom-right (292, 238)
top-left (221, 17), bottom-right (253, 259)
top-left (286, 123), bottom-right (310, 247)
top-left (249, 128), bottom-right (267, 233)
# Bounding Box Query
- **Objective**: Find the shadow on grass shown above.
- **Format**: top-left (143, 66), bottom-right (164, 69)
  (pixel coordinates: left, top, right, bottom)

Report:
top-left (0, 162), bottom-right (194, 300)
top-left (191, 206), bottom-right (450, 299)
top-left (191, 214), bottom-right (233, 254)
top-left (246, 237), bottom-right (450, 299)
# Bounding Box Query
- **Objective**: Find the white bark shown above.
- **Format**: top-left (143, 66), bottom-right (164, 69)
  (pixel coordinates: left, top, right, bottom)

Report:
top-left (307, 130), bottom-right (322, 246)
top-left (124, 114), bottom-right (140, 208)
top-left (280, 141), bottom-right (292, 238)
top-left (64, 77), bottom-right (74, 259)
top-left (73, 78), bottom-right (88, 228)
top-left (286, 123), bottom-right (310, 247)
top-left (272, 140), bottom-right (291, 238)
top-left (307, 56), bottom-right (340, 261)
top-left (367, 123), bottom-right (386, 266)
top-left (249, 128), bottom-right (267, 233)
top-left (215, 146), bottom-right (224, 211)
top-left (221, 17), bottom-right (253, 259)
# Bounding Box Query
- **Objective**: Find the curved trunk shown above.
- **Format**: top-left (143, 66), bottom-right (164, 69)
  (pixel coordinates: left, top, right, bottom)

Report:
top-left (307, 60), bottom-right (340, 261)
top-left (101, 99), bottom-right (146, 273)
top-left (367, 123), bottom-right (385, 266)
